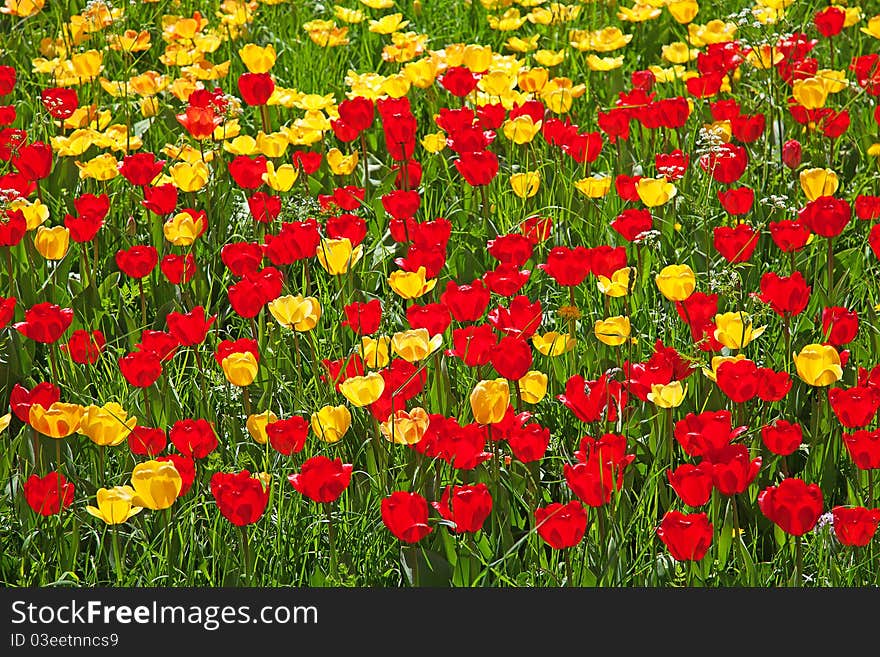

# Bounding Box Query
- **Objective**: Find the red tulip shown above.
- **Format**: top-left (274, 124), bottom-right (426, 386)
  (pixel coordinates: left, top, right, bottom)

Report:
top-left (455, 150), bottom-right (498, 187)
top-left (758, 271), bottom-right (810, 317)
top-left (781, 139), bottom-right (802, 169)
top-left (799, 196), bottom-right (851, 238)
top-left (170, 418), bottom-right (218, 459)
top-left (222, 241), bottom-right (264, 276)
top-left (263, 220), bottom-right (321, 265)
top-left (12, 141), bottom-right (52, 181)
top-left (23, 472), bottom-right (74, 516)
top-left (756, 368), bottom-right (792, 402)
top-left (63, 329), bottom-right (105, 365)
top-left (706, 444), bottom-right (761, 495)
top-left (558, 373), bottom-right (625, 424)
top-left (564, 459), bottom-right (620, 507)
top-left (247, 192), bottom-right (281, 223)
top-left (381, 491), bottom-right (433, 543)
top-left (758, 478), bottom-right (824, 536)
top-left (342, 300), bottom-right (382, 335)
top-left (407, 302), bottom-right (452, 336)
top-left (237, 72), bottom-right (274, 106)
top-left (814, 6), bottom-right (845, 38)
top-left (855, 195), bottom-right (880, 221)
top-left (487, 295), bottom-right (542, 338)
top-left (507, 420), bottom-right (551, 463)
top-left (841, 429), bottom-right (880, 470)
top-left (266, 416), bottom-right (309, 456)
top-left (288, 456), bottom-right (353, 503)
top-left (490, 336), bottom-right (532, 380)
top-left (539, 246), bottom-right (592, 286)
top-left (160, 253), bottom-right (197, 285)
top-left (828, 386), bottom-right (880, 428)
top-left (761, 419), bottom-right (803, 456)
top-left (175, 104), bottom-right (223, 140)
top-left (0, 209), bottom-right (27, 246)
top-left (715, 359), bottom-right (760, 403)
top-left (214, 338), bottom-right (259, 365)
top-left (674, 410), bottom-right (741, 458)
top-left (432, 483), bottom-right (493, 533)
top-left (128, 426), bottom-right (168, 457)
top-left (326, 213), bottom-right (367, 246)
top-left (713, 224), bottom-right (758, 263)
top-left (166, 306), bottom-right (216, 346)
top-left (0, 295), bottom-right (16, 329)
top-left (447, 324), bottom-right (497, 367)
top-left (483, 264), bottom-right (530, 296)
top-left (119, 350), bottom-right (163, 387)
top-left (440, 66), bottom-right (479, 97)
top-left (655, 150), bottom-right (689, 181)
top-left (656, 511), bottom-right (713, 561)
top-left (611, 208), bottom-right (653, 242)
top-left (832, 506), bottom-right (880, 546)
top-left (534, 501), bottom-right (588, 549)
top-left (119, 152), bottom-right (164, 186)
top-left (769, 220), bottom-right (811, 252)
top-left (441, 279), bottom-right (490, 322)
top-left (116, 245), bottom-right (158, 279)
top-left (40, 87), bottom-right (78, 119)
top-left (211, 470), bottom-right (270, 526)
top-left (667, 462), bottom-right (714, 507)
top-left (700, 142), bottom-right (748, 184)
top-left (14, 303), bottom-right (74, 344)
top-left (381, 190), bottom-right (420, 220)
top-left (821, 306), bottom-right (858, 345)
top-left (135, 330), bottom-right (179, 361)
top-left (228, 155), bottom-right (268, 189)
top-left (10, 382), bottom-right (60, 423)
top-left (141, 184), bottom-right (178, 215)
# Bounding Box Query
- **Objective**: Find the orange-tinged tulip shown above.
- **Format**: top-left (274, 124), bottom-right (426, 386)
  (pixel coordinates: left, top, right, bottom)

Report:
top-left (311, 405), bottom-right (352, 443)
top-left (388, 266), bottom-right (436, 299)
top-left (86, 486), bottom-right (142, 524)
top-left (380, 407), bottom-right (430, 445)
top-left (130, 460), bottom-right (182, 510)
top-left (794, 343), bottom-right (843, 387)
top-left (339, 372), bottom-right (386, 406)
top-left (221, 352), bottom-right (259, 386)
top-left (470, 378), bottom-right (510, 425)
top-left (29, 402), bottom-right (85, 439)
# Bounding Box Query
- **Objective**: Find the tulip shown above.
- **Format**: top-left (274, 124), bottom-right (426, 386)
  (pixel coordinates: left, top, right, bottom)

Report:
top-left (758, 478), bottom-right (824, 536)
top-left (469, 378), bottom-right (510, 425)
top-left (210, 470), bottom-right (271, 526)
top-left (33, 226), bottom-right (70, 260)
top-left (268, 295), bottom-right (321, 331)
top-left (518, 370), bottom-right (548, 403)
top-left (799, 168), bottom-right (839, 201)
top-left (23, 471), bottom-right (75, 515)
top-left (380, 407), bottom-right (430, 445)
top-left (792, 77), bottom-right (827, 109)
top-left (532, 331), bottom-right (575, 356)
top-left (574, 175), bottom-right (612, 198)
top-left (163, 210), bottom-right (206, 247)
top-left (246, 411), bottom-right (278, 445)
top-left (130, 460), bottom-right (182, 510)
top-left (239, 43), bottom-right (276, 73)
top-left (288, 456), bottom-right (353, 504)
top-left (648, 381), bottom-right (686, 408)
top-left (339, 372), bottom-right (386, 407)
top-left (169, 161), bottom-right (209, 192)
top-left (534, 501), bottom-right (588, 549)
top-left (86, 486), bottom-right (143, 524)
top-left (79, 402), bottom-right (137, 447)
top-left (388, 266), bottom-right (437, 299)
top-left (635, 177), bottom-right (677, 206)
top-left (713, 311), bottom-right (765, 350)
top-left (360, 335), bottom-right (391, 368)
top-left (316, 237), bottom-right (363, 274)
top-left (656, 511), bottom-right (713, 561)
top-left (793, 343), bottom-right (843, 386)
top-left (381, 491), bottom-right (433, 543)
top-left (597, 267), bottom-right (632, 297)
top-left (594, 316), bottom-right (631, 346)
top-left (28, 402), bottom-right (85, 438)
top-left (510, 171), bottom-right (541, 199)
top-left (221, 352), bottom-right (259, 386)
top-left (432, 483), bottom-right (493, 534)
top-left (655, 264), bottom-right (695, 301)
top-left (391, 328), bottom-right (442, 362)
top-left (311, 405), bottom-right (352, 443)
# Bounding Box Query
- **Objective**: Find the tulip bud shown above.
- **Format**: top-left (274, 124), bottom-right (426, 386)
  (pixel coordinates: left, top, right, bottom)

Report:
top-left (782, 139), bottom-right (802, 170)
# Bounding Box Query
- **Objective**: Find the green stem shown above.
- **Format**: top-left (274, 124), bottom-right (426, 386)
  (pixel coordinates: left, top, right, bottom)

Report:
top-left (325, 503), bottom-right (338, 581)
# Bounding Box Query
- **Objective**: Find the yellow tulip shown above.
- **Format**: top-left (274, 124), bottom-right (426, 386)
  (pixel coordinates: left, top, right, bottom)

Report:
top-left (262, 162), bottom-right (299, 192)
top-left (792, 78), bottom-right (827, 109)
top-left (130, 460), bottom-right (182, 510)
top-left (0, 412), bottom-right (10, 434)
top-left (78, 402), bottom-right (136, 447)
top-left (647, 381), bottom-right (686, 408)
top-left (594, 316), bottom-right (632, 347)
top-left (518, 370), bottom-right (548, 404)
top-left (71, 49), bottom-right (103, 78)
top-left (311, 405), bottom-right (352, 443)
top-left (713, 311), bottom-right (765, 350)
top-left (86, 486), bottom-right (143, 525)
top-left (532, 331), bottom-right (576, 356)
top-left (369, 12), bottom-right (408, 34)
top-left (8, 198), bottom-right (49, 229)
top-left (597, 267), bottom-right (633, 297)
top-left (339, 372), bottom-right (386, 407)
top-left (586, 54), bottom-right (625, 71)
top-left (221, 352), bottom-right (259, 386)
top-left (268, 295), bottom-right (322, 331)
top-left (316, 237), bottom-right (363, 275)
top-left (380, 407), bottom-right (430, 445)
top-left (29, 402), bottom-right (85, 439)
top-left (163, 211), bottom-right (205, 247)
top-left (388, 266), bottom-right (436, 299)
top-left (799, 168), bottom-right (839, 201)
top-left (510, 171), bottom-right (540, 199)
top-left (470, 378), bottom-right (510, 425)
top-left (502, 115), bottom-right (542, 145)
top-left (391, 328), bottom-right (442, 362)
top-left (655, 264), bottom-right (696, 301)
top-left (575, 175), bottom-right (612, 199)
top-left (420, 132), bottom-right (447, 153)
top-left (246, 410), bottom-right (278, 444)
top-left (859, 15), bottom-right (880, 38)
top-left (667, 0), bottom-right (699, 24)
top-left (326, 147), bottom-right (359, 176)
top-left (255, 131), bottom-right (289, 159)
top-left (794, 343), bottom-right (843, 387)
top-left (34, 226), bottom-right (70, 260)
top-left (518, 67), bottom-right (549, 93)
top-left (75, 153), bottom-right (119, 181)
top-left (662, 42), bottom-right (698, 64)
top-left (636, 177), bottom-right (677, 207)
top-left (534, 49), bottom-right (565, 67)
top-left (224, 135), bottom-right (258, 155)
top-left (463, 44), bottom-right (493, 72)
top-left (169, 160), bottom-right (210, 192)
top-left (239, 43), bottom-right (276, 73)
top-left (360, 336), bottom-right (391, 369)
